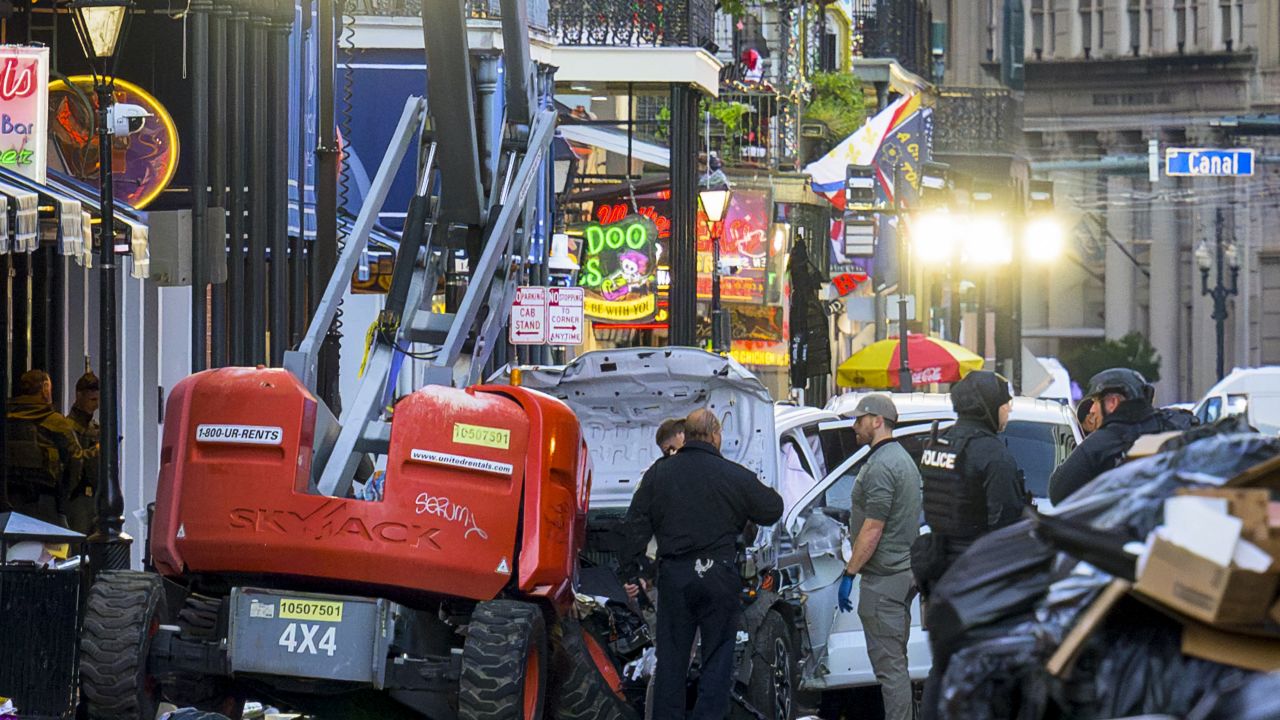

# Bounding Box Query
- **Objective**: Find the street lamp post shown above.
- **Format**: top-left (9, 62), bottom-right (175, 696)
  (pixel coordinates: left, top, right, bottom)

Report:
top-left (69, 0), bottom-right (134, 572)
top-left (699, 186), bottom-right (732, 354)
top-left (893, 161), bottom-right (912, 392)
top-left (1197, 209), bottom-right (1240, 381)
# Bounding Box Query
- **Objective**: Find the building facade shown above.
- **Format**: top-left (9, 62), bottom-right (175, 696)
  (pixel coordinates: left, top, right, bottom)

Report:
top-left (942, 0), bottom-right (1280, 403)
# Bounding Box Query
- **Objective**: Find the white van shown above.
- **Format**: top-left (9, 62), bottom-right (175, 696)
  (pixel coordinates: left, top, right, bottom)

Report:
top-left (1193, 367), bottom-right (1280, 434)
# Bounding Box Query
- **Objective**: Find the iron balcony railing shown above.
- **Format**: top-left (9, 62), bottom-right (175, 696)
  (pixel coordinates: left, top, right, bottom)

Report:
top-left (349, 0), bottom-right (550, 31)
top-left (706, 91), bottom-right (795, 170)
top-left (548, 0), bottom-right (715, 48)
top-left (931, 87), bottom-right (1022, 156)
top-left (849, 0), bottom-right (931, 80)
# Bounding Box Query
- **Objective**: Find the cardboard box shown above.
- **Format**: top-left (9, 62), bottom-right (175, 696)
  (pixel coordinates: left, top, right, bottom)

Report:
top-left (1182, 620), bottom-right (1280, 672)
top-left (1134, 535), bottom-right (1279, 626)
top-left (1177, 488), bottom-right (1280, 572)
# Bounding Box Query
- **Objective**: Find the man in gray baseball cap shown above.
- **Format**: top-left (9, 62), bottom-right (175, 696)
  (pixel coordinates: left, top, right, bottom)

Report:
top-left (838, 394), bottom-right (921, 720)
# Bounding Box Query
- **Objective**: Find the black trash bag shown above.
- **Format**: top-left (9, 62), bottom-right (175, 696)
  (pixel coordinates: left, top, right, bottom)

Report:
top-left (1186, 672), bottom-right (1280, 720)
top-left (1054, 434), bottom-right (1280, 539)
top-left (1031, 510), bottom-right (1138, 581)
top-left (1032, 571), bottom-right (1115, 643)
top-left (1055, 598), bottom-right (1253, 719)
top-left (1160, 414), bottom-right (1258, 453)
top-left (938, 630), bottom-right (1051, 720)
top-left (926, 520), bottom-right (1056, 655)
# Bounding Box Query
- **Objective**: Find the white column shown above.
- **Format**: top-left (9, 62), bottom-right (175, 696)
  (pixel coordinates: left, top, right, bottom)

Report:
top-left (1105, 174), bottom-right (1135, 338)
top-left (120, 271), bottom-right (163, 570)
top-left (156, 286), bottom-right (193, 567)
top-left (1148, 188), bottom-right (1181, 402)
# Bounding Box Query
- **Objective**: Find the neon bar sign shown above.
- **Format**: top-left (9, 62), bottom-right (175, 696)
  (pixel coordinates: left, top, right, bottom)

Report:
top-left (578, 214), bottom-right (659, 321)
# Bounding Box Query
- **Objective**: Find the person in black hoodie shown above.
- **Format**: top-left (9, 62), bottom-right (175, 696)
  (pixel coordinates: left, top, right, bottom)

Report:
top-left (915, 370), bottom-right (1027, 585)
top-left (1048, 368), bottom-right (1196, 505)
top-left (915, 371), bottom-right (1026, 720)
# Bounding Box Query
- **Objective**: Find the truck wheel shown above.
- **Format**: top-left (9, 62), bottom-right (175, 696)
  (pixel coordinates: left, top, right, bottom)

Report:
top-left (735, 610), bottom-right (796, 720)
top-left (162, 593), bottom-right (243, 719)
top-left (80, 570), bottom-right (167, 720)
top-left (549, 618), bottom-right (639, 720)
top-left (459, 600), bottom-right (548, 720)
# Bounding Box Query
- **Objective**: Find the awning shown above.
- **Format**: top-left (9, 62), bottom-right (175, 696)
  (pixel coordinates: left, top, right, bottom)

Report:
top-left (0, 180), bottom-right (37, 254)
top-left (558, 124), bottom-right (670, 168)
top-left (43, 169), bottom-right (151, 279)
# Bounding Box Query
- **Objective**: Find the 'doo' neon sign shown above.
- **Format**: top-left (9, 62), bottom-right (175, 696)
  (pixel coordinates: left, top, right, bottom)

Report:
top-left (578, 214), bottom-right (659, 322)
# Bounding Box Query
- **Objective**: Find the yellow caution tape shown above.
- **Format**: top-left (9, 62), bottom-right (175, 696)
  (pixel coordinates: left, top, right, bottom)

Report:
top-left (358, 320), bottom-right (378, 377)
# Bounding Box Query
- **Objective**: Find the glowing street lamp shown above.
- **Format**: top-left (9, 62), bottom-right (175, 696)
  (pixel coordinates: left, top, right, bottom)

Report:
top-left (698, 186), bottom-right (733, 354)
top-left (962, 215), bottom-right (1014, 267)
top-left (911, 209), bottom-right (956, 264)
top-left (1023, 215), bottom-right (1065, 264)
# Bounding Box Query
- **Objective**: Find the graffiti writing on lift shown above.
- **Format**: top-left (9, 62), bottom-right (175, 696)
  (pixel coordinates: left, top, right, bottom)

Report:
top-left (415, 493), bottom-right (489, 540)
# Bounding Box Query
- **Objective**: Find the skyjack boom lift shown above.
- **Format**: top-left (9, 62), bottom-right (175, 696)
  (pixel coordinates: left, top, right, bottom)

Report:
top-left (74, 3), bottom-right (610, 719)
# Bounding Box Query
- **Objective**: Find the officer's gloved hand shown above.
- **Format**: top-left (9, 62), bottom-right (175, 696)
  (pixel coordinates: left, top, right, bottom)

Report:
top-left (837, 574), bottom-right (856, 613)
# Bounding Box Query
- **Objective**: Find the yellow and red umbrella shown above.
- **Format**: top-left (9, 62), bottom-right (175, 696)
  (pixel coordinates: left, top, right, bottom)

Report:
top-left (837, 334), bottom-right (984, 389)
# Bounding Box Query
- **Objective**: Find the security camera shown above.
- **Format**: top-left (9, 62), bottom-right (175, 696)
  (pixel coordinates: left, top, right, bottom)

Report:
top-left (106, 103), bottom-right (152, 136)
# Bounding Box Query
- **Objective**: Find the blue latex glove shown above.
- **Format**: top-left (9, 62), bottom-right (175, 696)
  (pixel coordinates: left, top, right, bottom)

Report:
top-left (838, 574), bottom-right (855, 613)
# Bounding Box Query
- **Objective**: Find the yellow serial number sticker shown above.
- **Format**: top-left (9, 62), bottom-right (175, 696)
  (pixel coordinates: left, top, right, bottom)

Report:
top-left (278, 598), bottom-right (344, 623)
top-left (453, 423), bottom-right (511, 450)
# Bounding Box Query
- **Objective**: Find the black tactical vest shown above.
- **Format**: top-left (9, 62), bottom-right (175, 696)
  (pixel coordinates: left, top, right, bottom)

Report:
top-left (920, 434), bottom-right (987, 540)
top-left (5, 420), bottom-right (60, 489)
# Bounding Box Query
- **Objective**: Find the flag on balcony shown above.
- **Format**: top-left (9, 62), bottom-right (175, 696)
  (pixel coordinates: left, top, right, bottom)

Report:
top-left (803, 92), bottom-right (924, 211)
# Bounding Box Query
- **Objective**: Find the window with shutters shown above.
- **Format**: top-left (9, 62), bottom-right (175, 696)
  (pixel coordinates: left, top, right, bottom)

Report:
top-left (1128, 0), bottom-right (1141, 54)
top-left (1219, 0), bottom-right (1243, 50)
top-left (1152, 0), bottom-right (1162, 51)
top-left (1080, 2), bottom-right (1093, 55)
top-left (1048, 6), bottom-right (1056, 55)
top-left (1175, 0), bottom-right (1188, 51)
top-left (1031, 0), bottom-right (1045, 58)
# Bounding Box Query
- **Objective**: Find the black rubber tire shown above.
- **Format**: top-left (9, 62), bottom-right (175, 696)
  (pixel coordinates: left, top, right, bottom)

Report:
top-left (161, 593), bottom-right (244, 719)
top-left (79, 570), bottom-right (167, 720)
top-left (549, 618), bottom-right (639, 720)
top-left (458, 600), bottom-right (549, 720)
top-left (734, 610), bottom-right (796, 720)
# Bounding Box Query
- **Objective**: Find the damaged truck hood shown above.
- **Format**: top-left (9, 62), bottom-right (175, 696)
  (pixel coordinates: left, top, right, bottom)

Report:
top-left (516, 348), bottom-right (779, 512)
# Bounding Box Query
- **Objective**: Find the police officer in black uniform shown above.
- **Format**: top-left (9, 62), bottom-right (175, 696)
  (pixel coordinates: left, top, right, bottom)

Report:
top-left (620, 408), bottom-right (783, 720)
top-left (4, 370), bottom-right (84, 526)
top-left (1048, 368), bottom-right (1195, 505)
top-left (914, 370), bottom-right (1026, 720)
top-left (916, 370), bottom-right (1026, 581)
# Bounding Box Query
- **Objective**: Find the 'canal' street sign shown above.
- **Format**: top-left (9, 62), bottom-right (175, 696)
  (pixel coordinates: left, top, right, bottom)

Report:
top-left (1165, 148), bottom-right (1254, 177)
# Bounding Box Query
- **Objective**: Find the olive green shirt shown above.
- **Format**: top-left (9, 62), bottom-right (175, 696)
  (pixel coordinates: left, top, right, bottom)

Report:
top-left (849, 440), bottom-right (922, 576)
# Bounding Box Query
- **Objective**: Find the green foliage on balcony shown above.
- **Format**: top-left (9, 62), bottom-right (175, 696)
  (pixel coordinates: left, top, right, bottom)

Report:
top-left (705, 99), bottom-right (752, 135)
top-left (805, 71), bottom-right (866, 139)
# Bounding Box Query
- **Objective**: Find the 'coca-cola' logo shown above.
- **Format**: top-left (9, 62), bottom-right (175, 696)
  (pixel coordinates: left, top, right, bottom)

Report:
top-left (0, 58), bottom-right (36, 102)
top-left (912, 366), bottom-right (944, 384)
